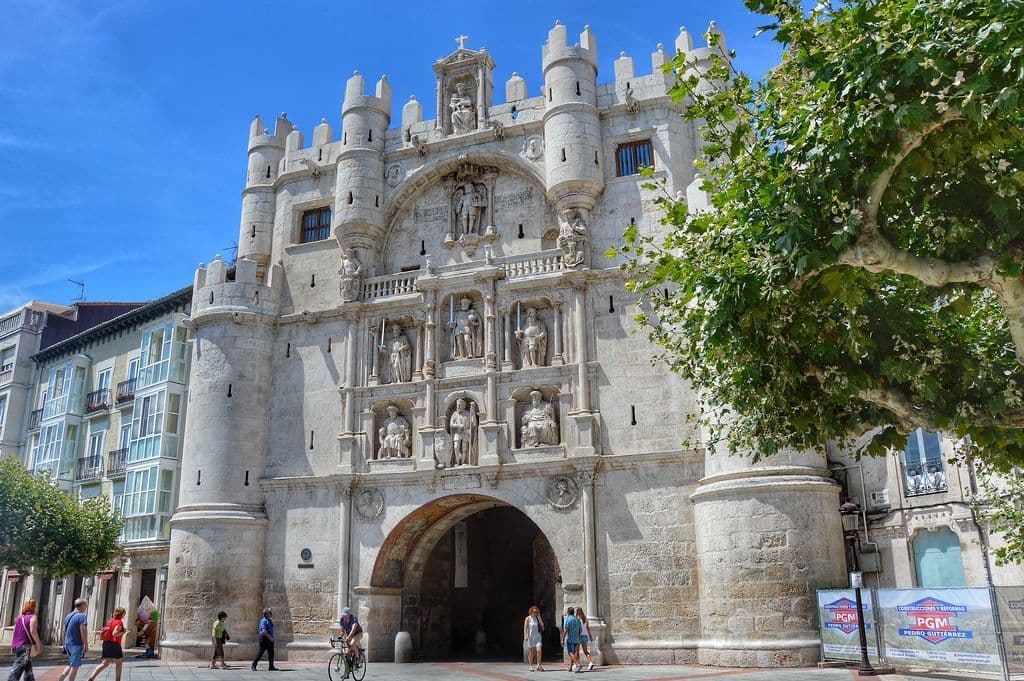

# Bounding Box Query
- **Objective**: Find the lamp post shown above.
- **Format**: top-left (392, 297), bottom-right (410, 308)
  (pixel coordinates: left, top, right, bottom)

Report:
top-left (840, 500), bottom-right (876, 676)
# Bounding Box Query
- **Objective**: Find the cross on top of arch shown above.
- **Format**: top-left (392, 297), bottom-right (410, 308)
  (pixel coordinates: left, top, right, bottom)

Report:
top-left (455, 34), bottom-right (470, 49)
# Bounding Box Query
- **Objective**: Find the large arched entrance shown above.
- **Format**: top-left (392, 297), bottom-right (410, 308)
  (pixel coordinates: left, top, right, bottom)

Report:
top-left (368, 494), bottom-right (561, 661)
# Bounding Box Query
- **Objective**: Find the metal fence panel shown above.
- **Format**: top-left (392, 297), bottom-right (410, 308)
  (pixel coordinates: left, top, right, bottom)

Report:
top-left (817, 589), bottom-right (880, 663)
top-left (996, 586), bottom-right (1024, 675)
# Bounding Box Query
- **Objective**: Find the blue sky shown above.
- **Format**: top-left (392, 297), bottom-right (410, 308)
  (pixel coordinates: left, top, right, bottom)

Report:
top-left (0, 0), bottom-right (782, 312)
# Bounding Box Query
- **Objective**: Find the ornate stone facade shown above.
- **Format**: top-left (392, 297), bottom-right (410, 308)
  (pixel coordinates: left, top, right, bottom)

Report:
top-left (161, 21), bottom-right (854, 669)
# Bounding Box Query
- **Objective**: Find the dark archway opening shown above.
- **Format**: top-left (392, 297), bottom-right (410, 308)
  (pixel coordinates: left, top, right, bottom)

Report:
top-left (407, 506), bottom-right (560, 661)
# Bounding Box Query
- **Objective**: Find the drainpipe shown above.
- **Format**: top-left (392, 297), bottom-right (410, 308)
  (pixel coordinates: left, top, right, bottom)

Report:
top-left (827, 462), bottom-right (881, 582)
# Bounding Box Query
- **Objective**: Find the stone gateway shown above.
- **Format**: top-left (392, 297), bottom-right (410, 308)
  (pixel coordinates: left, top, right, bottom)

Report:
top-left (160, 22), bottom-right (847, 668)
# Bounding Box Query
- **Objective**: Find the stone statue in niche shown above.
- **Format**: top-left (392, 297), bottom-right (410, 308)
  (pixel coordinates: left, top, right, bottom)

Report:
top-left (449, 82), bottom-right (476, 134)
top-left (448, 397), bottom-right (478, 466)
top-left (338, 248), bottom-right (364, 302)
top-left (379, 324), bottom-right (412, 383)
top-left (377, 405), bottom-right (411, 459)
top-left (453, 181), bottom-right (488, 238)
top-left (557, 209), bottom-right (589, 268)
top-left (520, 390), bottom-right (558, 448)
top-left (515, 307), bottom-right (547, 368)
top-left (448, 296), bottom-right (481, 360)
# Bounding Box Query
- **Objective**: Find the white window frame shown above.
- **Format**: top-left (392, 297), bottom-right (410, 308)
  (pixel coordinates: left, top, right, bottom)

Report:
top-left (86, 431), bottom-right (104, 463)
top-left (95, 368), bottom-right (112, 391)
top-left (0, 394), bottom-right (7, 436)
top-left (0, 346), bottom-right (14, 373)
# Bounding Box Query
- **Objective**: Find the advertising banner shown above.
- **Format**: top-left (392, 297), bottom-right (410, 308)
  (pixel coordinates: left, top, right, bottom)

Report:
top-left (996, 586), bottom-right (1024, 674)
top-left (877, 587), bottom-right (1001, 674)
top-left (817, 589), bottom-right (879, 663)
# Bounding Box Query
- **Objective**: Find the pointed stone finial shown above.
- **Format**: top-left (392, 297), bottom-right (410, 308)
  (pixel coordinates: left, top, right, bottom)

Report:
top-left (555, 19), bottom-right (562, 25)
top-left (280, 112), bottom-right (288, 119)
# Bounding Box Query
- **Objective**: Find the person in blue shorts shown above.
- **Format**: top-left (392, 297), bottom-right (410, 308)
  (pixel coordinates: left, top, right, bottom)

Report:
top-left (57, 599), bottom-right (89, 681)
top-left (561, 607), bottom-right (582, 673)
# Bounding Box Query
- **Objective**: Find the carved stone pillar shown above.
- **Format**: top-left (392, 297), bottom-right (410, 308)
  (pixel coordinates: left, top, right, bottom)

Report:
top-left (476, 64), bottom-right (486, 129)
top-left (344, 316), bottom-right (358, 431)
top-left (484, 291), bottom-right (496, 370)
top-left (502, 310), bottom-right (514, 370)
top-left (552, 301), bottom-right (564, 365)
top-left (435, 76), bottom-right (444, 132)
top-left (369, 319), bottom-right (382, 386)
top-left (578, 467), bottom-right (604, 665)
top-left (335, 484), bottom-right (353, 620)
top-left (572, 286), bottom-right (590, 411)
top-left (413, 322), bottom-right (425, 382)
top-left (423, 301), bottom-right (436, 378)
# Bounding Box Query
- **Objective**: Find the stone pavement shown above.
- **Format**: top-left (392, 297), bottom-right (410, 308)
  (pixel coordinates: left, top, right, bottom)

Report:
top-left (14, 659), bottom-right (968, 681)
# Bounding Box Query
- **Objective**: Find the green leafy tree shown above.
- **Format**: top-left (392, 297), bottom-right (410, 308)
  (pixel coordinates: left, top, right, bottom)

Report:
top-left (617, 0), bottom-right (1024, 470)
top-left (0, 457), bottom-right (123, 577)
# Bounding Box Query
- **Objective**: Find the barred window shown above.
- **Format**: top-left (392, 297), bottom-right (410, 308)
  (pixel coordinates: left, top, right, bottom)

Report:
top-left (300, 207), bottom-right (332, 243)
top-left (616, 140), bottom-right (653, 176)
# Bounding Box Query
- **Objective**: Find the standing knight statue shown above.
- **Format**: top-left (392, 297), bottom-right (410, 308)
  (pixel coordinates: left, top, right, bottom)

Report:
top-left (448, 296), bottom-right (481, 359)
top-left (379, 324), bottom-right (412, 384)
top-left (453, 181), bottom-right (487, 237)
top-left (448, 397), bottom-right (478, 466)
top-left (515, 307), bottom-right (548, 368)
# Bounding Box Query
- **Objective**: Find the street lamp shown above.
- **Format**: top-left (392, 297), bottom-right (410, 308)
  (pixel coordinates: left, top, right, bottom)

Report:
top-left (839, 500), bottom-right (876, 677)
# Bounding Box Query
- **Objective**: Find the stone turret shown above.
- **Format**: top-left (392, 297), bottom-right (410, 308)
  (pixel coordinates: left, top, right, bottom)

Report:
top-left (334, 71), bottom-right (391, 259)
top-left (238, 114), bottom-right (292, 277)
top-left (162, 255), bottom-right (283, 659)
top-left (541, 21), bottom-right (604, 213)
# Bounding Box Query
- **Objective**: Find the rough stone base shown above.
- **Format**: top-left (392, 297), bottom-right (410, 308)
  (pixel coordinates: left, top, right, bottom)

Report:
top-left (601, 644), bottom-right (698, 665)
top-left (696, 644), bottom-right (821, 668)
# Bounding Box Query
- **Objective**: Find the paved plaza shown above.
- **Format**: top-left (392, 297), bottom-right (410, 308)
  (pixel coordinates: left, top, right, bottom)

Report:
top-left (14, 660), bottom-right (961, 681)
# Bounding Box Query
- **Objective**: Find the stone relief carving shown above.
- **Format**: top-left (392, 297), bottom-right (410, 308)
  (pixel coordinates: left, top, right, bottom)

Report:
top-left (447, 296), bottom-right (482, 360)
top-left (338, 248), bottom-right (364, 302)
top-left (522, 136), bottom-right (544, 161)
top-left (515, 307), bottom-right (547, 368)
top-left (450, 83), bottom-right (476, 134)
top-left (355, 488), bottom-right (385, 520)
top-left (376, 405), bottom-right (411, 459)
top-left (521, 390), bottom-right (558, 447)
top-left (385, 164), bottom-right (405, 188)
top-left (547, 475), bottom-right (579, 510)
top-left (447, 397), bottom-right (478, 467)
top-left (443, 163), bottom-right (498, 256)
top-left (557, 209), bottom-right (589, 268)
top-left (379, 324), bottom-right (412, 384)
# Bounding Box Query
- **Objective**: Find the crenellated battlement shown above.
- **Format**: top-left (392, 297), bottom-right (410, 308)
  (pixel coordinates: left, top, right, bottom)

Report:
top-left (189, 255), bottom-right (283, 322)
top-left (238, 22), bottom-right (728, 160)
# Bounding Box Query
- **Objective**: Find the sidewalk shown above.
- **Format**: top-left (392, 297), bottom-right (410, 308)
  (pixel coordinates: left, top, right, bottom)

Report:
top-left (10, 658), bottom-right (983, 681)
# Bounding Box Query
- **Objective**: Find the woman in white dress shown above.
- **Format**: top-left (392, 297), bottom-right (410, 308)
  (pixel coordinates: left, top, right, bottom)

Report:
top-left (522, 605), bottom-right (545, 672)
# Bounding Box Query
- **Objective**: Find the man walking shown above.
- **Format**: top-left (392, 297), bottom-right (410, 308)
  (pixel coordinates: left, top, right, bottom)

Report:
top-left (57, 599), bottom-right (89, 681)
top-left (251, 608), bottom-right (277, 671)
top-left (561, 606), bottom-right (583, 673)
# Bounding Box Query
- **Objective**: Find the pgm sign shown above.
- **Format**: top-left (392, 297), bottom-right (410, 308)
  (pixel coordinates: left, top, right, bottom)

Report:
top-left (897, 597), bottom-right (972, 644)
top-left (824, 597), bottom-right (870, 635)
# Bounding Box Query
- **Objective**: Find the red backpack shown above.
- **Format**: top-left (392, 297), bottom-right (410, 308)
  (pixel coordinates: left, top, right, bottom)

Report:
top-left (99, 619), bottom-right (116, 642)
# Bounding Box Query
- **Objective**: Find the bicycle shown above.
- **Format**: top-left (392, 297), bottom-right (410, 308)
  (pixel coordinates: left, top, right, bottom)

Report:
top-left (328, 637), bottom-right (366, 681)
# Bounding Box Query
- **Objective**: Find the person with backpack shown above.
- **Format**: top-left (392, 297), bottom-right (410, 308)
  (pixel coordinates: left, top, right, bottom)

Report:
top-left (7, 598), bottom-right (40, 681)
top-left (57, 599), bottom-right (89, 681)
top-left (85, 608), bottom-right (126, 681)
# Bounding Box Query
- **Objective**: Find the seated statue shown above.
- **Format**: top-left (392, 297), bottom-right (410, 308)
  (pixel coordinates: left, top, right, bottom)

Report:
top-left (520, 390), bottom-right (558, 447)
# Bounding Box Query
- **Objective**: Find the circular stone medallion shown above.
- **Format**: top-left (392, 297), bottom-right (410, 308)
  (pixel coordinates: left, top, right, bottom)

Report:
top-left (355, 487), bottom-right (385, 520)
top-left (546, 475), bottom-right (579, 510)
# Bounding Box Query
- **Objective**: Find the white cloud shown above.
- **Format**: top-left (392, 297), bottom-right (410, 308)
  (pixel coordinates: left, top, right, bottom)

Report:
top-left (0, 253), bottom-right (143, 309)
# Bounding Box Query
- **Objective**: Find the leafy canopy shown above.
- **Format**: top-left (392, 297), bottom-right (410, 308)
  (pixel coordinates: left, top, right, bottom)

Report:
top-left (0, 457), bottom-right (123, 577)
top-left (617, 0), bottom-right (1024, 467)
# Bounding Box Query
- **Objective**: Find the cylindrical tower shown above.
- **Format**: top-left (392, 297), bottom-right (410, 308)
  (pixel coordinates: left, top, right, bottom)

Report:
top-left (237, 114), bottom-right (291, 276)
top-left (334, 71), bottom-right (391, 260)
top-left (542, 21), bottom-right (604, 213)
top-left (691, 444), bottom-right (846, 667)
top-left (162, 256), bottom-right (281, 659)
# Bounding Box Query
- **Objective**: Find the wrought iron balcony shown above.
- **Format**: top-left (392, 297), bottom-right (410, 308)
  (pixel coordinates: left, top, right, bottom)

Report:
top-left (107, 448), bottom-right (129, 476)
top-left (904, 466), bottom-right (949, 497)
top-left (85, 388), bottom-right (111, 414)
top-left (115, 378), bottom-right (137, 405)
top-left (28, 409), bottom-right (42, 430)
top-left (76, 456), bottom-right (102, 481)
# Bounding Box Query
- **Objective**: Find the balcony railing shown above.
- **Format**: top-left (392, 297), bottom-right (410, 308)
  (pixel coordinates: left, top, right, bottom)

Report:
top-left (362, 271), bottom-right (419, 301)
top-left (0, 368), bottom-right (12, 385)
top-left (106, 449), bottom-right (129, 476)
top-left (85, 388), bottom-right (111, 414)
top-left (115, 378), bottom-right (137, 405)
top-left (28, 409), bottom-right (42, 430)
top-left (904, 466), bottom-right (949, 497)
top-left (0, 308), bottom-right (43, 336)
top-left (76, 456), bottom-right (102, 481)
top-left (500, 249), bottom-right (566, 279)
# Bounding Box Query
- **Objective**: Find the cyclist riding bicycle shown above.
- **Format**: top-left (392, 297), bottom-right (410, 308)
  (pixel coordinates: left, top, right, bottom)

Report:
top-left (339, 607), bottom-right (362, 658)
